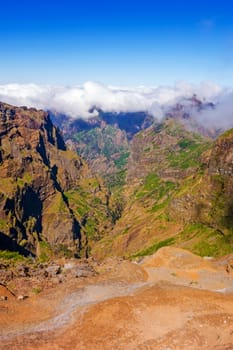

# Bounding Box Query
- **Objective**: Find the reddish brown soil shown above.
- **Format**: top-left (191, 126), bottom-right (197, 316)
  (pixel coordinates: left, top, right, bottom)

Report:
top-left (1, 248), bottom-right (233, 350)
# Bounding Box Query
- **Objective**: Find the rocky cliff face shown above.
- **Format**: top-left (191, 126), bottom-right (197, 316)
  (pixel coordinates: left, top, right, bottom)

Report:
top-left (0, 102), bottom-right (111, 257)
top-left (153, 128), bottom-right (233, 258)
top-left (168, 128), bottom-right (233, 227)
top-left (207, 130), bottom-right (233, 232)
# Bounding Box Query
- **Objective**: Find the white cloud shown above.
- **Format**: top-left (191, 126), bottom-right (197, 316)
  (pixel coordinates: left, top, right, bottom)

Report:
top-left (195, 90), bottom-right (233, 130)
top-left (0, 81), bottom-right (228, 123)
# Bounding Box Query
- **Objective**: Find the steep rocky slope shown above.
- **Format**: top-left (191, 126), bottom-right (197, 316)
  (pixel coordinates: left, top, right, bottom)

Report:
top-left (0, 102), bottom-right (111, 257)
top-left (169, 128), bottom-right (233, 238)
top-left (93, 121), bottom-right (233, 259)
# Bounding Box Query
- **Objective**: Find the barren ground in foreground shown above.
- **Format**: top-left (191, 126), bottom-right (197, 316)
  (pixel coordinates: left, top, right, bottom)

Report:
top-left (1, 247), bottom-right (233, 350)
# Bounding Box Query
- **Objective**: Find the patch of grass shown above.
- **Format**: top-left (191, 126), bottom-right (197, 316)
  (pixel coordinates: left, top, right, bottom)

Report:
top-left (120, 227), bottom-right (130, 235)
top-left (157, 212), bottom-right (171, 221)
top-left (0, 251), bottom-right (26, 262)
top-left (46, 193), bottom-right (68, 214)
top-left (170, 272), bottom-right (177, 277)
top-left (105, 169), bottom-right (127, 190)
top-left (218, 128), bottom-right (233, 140)
top-left (150, 198), bottom-right (170, 212)
top-left (131, 237), bottom-right (176, 258)
top-left (16, 173), bottom-right (33, 187)
top-left (114, 152), bottom-right (130, 169)
top-left (0, 218), bottom-right (8, 231)
top-left (32, 287), bottom-right (42, 294)
top-left (38, 252), bottom-right (49, 263)
top-left (135, 174), bottom-right (177, 215)
top-left (177, 223), bottom-right (233, 257)
top-left (193, 240), bottom-right (217, 257)
top-left (85, 217), bottom-right (98, 238)
top-left (178, 223), bottom-right (210, 240)
top-left (174, 173), bottom-right (203, 198)
top-left (135, 173), bottom-right (160, 199)
top-left (65, 190), bottom-right (90, 217)
top-left (178, 138), bottom-right (196, 149)
top-left (54, 244), bottom-right (73, 258)
top-left (168, 142), bottom-right (209, 170)
top-left (193, 233), bottom-right (233, 257)
top-left (91, 197), bottom-right (102, 206)
top-left (0, 178), bottom-right (16, 194)
top-left (38, 241), bottom-right (53, 262)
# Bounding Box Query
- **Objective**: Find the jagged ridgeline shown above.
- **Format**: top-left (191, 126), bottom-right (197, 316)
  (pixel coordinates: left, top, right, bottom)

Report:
top-left (0, 102), bottom-right (112, 258)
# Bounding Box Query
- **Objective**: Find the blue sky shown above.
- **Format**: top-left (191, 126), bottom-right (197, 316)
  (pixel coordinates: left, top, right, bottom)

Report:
top-left (1, 0), bottom-right (233, 86)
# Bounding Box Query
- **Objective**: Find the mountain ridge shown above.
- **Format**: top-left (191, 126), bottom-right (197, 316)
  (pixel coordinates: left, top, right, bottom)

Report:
top-left (0, 102), bottom-right (112, 258)
top-left (1, 99), bottom-right (233, 261)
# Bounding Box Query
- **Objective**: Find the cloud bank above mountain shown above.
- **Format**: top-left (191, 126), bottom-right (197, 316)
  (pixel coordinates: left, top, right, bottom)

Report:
top-left (0, 81), bottom-right (224, 120)
top-left (194, 90), bottom-right (233, 130)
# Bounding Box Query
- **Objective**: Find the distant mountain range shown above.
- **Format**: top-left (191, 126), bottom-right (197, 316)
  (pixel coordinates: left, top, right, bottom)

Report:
top-left (50, 95), bottom-right (222, 187)
top-left (50, 95), bottom-right (219, 140)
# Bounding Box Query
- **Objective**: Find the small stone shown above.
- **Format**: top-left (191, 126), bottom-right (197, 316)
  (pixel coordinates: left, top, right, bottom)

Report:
top-left (43, 270), bottom-right (49, 278)
top-left (64, 262), bottom-right (75, 270)
top-left (45, 265), bottom-right (61, 276)
top-left (16, 264), bottom-right (30, 277)
top-left (75, 264), bottom-right (95, 278)
top-left (17, 295), bottom-right (27, 301)
top-left (0, 296), bottom-right (7, 301)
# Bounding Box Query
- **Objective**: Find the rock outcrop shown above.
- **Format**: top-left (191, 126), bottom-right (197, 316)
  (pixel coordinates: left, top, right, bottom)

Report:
top-left (0, 102), bottom-right (110, 256)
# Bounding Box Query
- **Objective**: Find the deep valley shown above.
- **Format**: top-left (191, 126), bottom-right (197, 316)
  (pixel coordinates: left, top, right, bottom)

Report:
top-left (1, 98), bottom-right (233, 349)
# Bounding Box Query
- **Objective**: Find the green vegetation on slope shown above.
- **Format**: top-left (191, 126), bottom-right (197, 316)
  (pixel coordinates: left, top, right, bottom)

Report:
top-left (73, 126), bottom-right (128, 161)
top-left (0, 251), bottom-right (26, 262)
top-left (72, 125), bottom-right (130, 195)
top-left (131, 237), bottom-right (176, 258)
top-left (135, 173), bottom-right (177, 201)
top-left (94, 119), bottom-right (233, 259)
top-left (176, 223), bottom-right (233, 257)
top-left (65, 178), bottom-right (111, 244)
top-left (129, 222), bottom-right (233, 259)
top-left (168, 140), bottom-right (209, 170)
